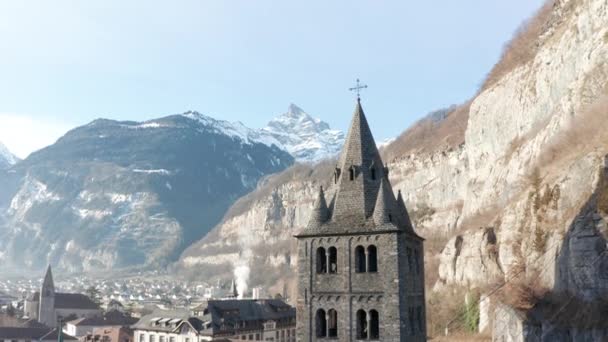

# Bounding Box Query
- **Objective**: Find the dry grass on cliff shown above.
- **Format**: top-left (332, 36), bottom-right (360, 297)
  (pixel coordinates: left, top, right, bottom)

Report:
top-left (481, 0), bottom-right (555, 91)
top-left (537, 94), bottom-right (608, 169)
top-left (383, 102), bottom-right (470, 161)
top-left (223, 159), bottom-right (335, 220)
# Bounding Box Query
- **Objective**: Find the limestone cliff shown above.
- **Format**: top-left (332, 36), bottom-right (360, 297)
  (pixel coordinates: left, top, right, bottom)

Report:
top-left (179, 0), bottom-right (608, 337)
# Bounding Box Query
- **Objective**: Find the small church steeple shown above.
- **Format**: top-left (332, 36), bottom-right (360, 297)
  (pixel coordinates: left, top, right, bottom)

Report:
top-left (41, 265), bottom-right (55, 295)
top-left (39, 265), bottom-right (56, 327)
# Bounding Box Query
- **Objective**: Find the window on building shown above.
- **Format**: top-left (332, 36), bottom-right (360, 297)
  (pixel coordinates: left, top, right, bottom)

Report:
top-left (328, 247), bottom-right (337, 274)
top-left (408, 307), bottom-right (415, 335)
top-left (349, 166), bottom-right (355, 181)
top-left (416, 306), bottom-right (423, 333)
top-left (328, 309), bottom-right (338, 338)
top-left (356, 310), bottom-right (367, 339)
top-left (315, 309), bottom-right (327, 338)
top-left (316, 247), bottom-right (327, 273)
top-left (414, 249), bottom-right (420, 275)
top-left (406, 247), bottom-right (413, 272)
top-left (355, 246), bottom-right (366, 273)
top-left (139, 334), bottom-right (146, 342)
top-left (249, 334), bottom-right (253, 340)
top-left (370, 167), bottom-right (376, 180)
top-left (159, 336), bottom-right (165, 342)
top-left (256, 333), bottom-right (260, 340)
top-left (370, 310), bottom-right (379, 340)
top-left (367, 245), bottom-right (378, 273)
top-left (169, 337), bottom-right (175, 342)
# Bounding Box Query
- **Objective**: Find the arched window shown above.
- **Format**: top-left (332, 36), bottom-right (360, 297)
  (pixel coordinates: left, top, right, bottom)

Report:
top-left (315, 309), bottom-right (327, 338)
top-left (316, 247), bottom-right (327, 274)
top-left (367, 245), bottom-right (378, 273)
top-left (356, 310), bottom-right (368, 339)
top-left (355, 246), bottom-right (366, 273)
top-left (349, 166), bottom-right (355, 181)
top-left (328, 247), bottom-right (337, 274)
top-left (370, 167), bottom-right (376, 180)
top-left (328, 309), bottom-right (338, 338)
top-left (370, 310), bottom-right (379, 340)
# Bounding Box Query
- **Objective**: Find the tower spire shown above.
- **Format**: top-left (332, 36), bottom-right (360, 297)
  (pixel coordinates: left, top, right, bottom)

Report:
top-left (332, 99), bottom-right (384, 219)
top-left (41, 265), bottom-right (55, 295)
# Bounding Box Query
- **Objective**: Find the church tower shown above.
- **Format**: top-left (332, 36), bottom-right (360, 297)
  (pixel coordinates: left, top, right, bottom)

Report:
top-left (39, 265), bottom-right (56, 327)
top-left (295, 100), bottom-right (426, 341)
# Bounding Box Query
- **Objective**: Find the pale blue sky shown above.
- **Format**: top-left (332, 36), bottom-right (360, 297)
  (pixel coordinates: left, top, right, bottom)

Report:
top-left (0, 0), bottom-right (545, 158)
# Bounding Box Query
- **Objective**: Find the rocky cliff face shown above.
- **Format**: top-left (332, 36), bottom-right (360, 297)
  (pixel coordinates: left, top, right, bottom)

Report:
top-left (0, 113), bottom-right (293, 273)
top-left (179, 0), bottom-right (608, 337)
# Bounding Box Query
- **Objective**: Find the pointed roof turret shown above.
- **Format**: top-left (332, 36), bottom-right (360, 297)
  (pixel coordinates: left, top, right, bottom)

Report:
top-left (373, 178), bottom-right (397, 225)
top-left (309, 186), bottom-right (330, 226)
top-left (41, 265), bottom-right (55, 296)
top-left (396, 190), bottom-right (417, 234)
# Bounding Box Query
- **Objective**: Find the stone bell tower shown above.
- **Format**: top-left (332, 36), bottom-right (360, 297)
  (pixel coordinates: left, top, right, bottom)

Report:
top-left (295, 99), bottom-right (426, 341)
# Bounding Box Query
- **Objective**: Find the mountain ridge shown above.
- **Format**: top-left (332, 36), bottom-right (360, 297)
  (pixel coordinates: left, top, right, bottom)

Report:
top-left (0, 141), bottom-right (19, 169)
top-left (0, 112), bottom-right (294, 273)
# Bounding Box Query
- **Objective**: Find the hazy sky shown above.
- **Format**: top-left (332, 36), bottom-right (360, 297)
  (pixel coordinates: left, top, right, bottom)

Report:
top-left (0, 0), bottom-right (545, 158)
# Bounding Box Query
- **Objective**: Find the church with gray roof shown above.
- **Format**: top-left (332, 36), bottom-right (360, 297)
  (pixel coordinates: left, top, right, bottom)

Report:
top-left (24, 266), bottom-right (101, 328)
top-left (295, 99), bottom-right (426, 341)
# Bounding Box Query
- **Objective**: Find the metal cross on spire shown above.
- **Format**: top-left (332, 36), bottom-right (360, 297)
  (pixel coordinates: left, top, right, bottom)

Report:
top-left (349, 78), bottom-right (368, 100)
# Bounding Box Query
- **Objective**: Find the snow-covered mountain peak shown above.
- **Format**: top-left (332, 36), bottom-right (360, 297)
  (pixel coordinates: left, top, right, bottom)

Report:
top-left (0, 141), bottom-right (19, 169)
top-left (263, 104), bottom-right (344, 163)
top-left (181, 111), bottom-right (281, 148)
top-left (179, 106), bottom-right (344, 163)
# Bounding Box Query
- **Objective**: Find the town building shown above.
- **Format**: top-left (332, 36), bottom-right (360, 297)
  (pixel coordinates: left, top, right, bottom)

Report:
top-left (0, 327), bottom-right (78, 342)
top-left (23, 266), bottom-right (102, 327)
top-left (294, 99), bottom-right (427, 341)
top-left (133, 299), bottom-right (295, 342)
top-left (81, 326), bottom-right (134, 342)
top-left (65, 310), bottom-right (138, 337)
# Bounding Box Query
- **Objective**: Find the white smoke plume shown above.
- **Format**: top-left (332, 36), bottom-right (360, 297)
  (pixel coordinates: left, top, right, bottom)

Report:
top-left (234, 263), bottom-right (250, 299)
top-left (232, 226), bottom-right (256, 299)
